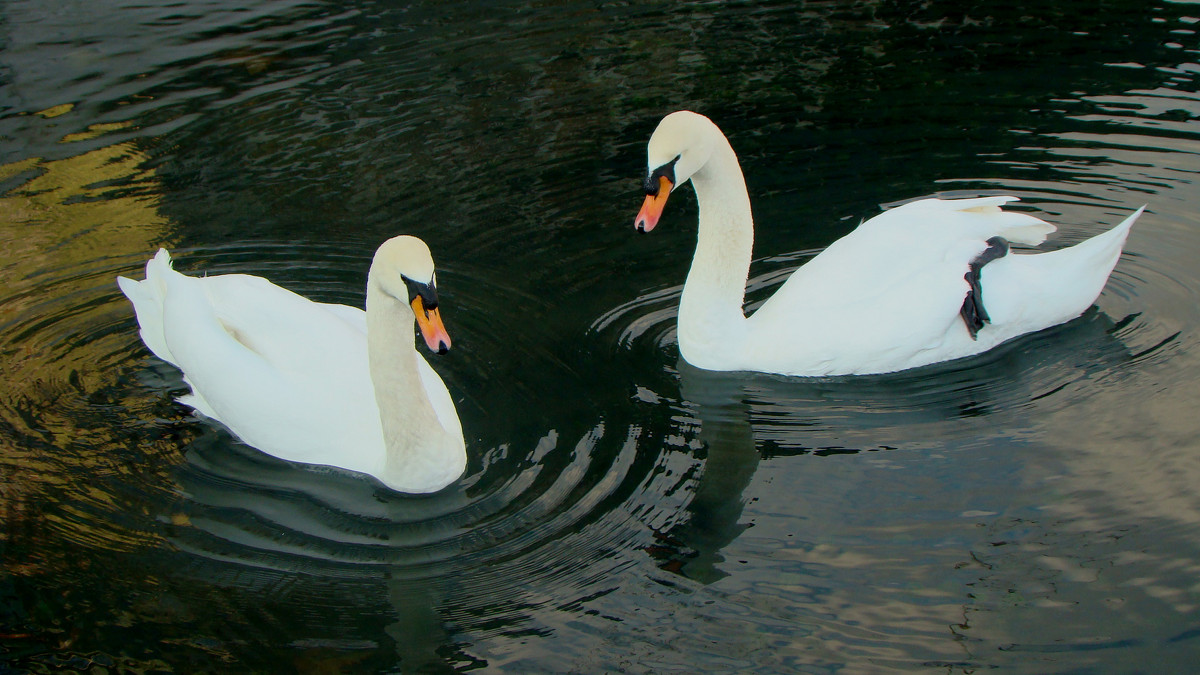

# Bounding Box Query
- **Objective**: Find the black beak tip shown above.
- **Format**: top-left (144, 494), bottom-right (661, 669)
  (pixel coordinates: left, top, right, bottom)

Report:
top-left (436, 342), bottom-right (450, 355)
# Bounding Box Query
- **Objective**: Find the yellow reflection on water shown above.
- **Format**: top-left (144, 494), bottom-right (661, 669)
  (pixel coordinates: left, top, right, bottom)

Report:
top-left (34, 103), bottom-right (74, 119)
top-left (0, 129), bottom-right (180, 558)
top-left (0, 139), bottom-right (166, 277)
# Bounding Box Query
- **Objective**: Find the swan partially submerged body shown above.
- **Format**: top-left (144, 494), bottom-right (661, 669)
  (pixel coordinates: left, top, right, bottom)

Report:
top-left (118, 236), bottom-right (466, 494)
top-left (634, 110), bottom-right (1144, 377)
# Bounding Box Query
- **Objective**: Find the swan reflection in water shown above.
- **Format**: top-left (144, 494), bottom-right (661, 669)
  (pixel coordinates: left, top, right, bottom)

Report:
top-left (645, 360), bottom-right (761, 584)
top-left (143, 281), bottom-right (1147, 672)
top-left (645, 304), bottom-right (1145, 583)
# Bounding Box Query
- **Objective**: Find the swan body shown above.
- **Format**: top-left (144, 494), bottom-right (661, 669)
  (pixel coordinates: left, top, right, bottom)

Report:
top-left (118, 236), bottom-right (466, 493)
top-left (635, 110), bottom-right (1144, 376)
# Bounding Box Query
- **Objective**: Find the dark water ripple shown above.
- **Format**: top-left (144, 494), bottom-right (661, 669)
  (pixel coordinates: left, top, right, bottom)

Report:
top-left (0, 241), bottom-right (716, 673)
top-left (4, 0), bottom-right (1200, 672)
top-left (34, 245), bottom-right (657, 583)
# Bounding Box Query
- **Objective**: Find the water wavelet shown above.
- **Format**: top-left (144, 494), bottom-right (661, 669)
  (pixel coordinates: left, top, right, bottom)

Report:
top-left (31, 238), bottom-right (721, 667)
top-left (0, 255), bottom-right (187, 561)
top-left (944, 82), bottom-right (1200, 372)
top-left (8, 1), bottom-right (1200, 669)
top-left (587, 221), bottom-right (1153, 586)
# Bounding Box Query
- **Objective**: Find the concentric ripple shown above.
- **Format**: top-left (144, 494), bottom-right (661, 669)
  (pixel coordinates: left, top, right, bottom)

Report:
top-left (0, 239), bottom-right (718, 655)
top-left (6, 0), bottom-right (1200, 671)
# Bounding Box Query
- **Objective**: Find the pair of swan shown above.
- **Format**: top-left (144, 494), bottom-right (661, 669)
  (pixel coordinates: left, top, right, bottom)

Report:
top-left (120, 110), bottom-right (1143, 493)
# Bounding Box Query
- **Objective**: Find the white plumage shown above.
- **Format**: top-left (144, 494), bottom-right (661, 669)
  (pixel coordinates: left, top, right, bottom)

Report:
top-left (635, 111), bottom-right (1143, 376)
top-left (118, 236), bottom-right (466, 493)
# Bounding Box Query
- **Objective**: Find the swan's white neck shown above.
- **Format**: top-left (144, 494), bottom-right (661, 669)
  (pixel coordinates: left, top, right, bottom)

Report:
top-left (365, 274), bottom-right (460, 491)
top-left (677, 132), bottom-right (754, 369)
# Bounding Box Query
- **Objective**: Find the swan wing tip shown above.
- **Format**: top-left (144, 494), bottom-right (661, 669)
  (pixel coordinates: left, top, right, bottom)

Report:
top-left (1004, 222), bottom-right (1056, 246)
top-left (958, 195), bottom-right (1020, 214)
top-left (149, 248), bottom-right (174, 271)
top-left (116, 274), bottom-right (138, 295)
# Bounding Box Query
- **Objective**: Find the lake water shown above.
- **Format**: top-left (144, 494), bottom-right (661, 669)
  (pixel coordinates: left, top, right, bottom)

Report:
top-left (3, 1), bottom-right (1200, 672)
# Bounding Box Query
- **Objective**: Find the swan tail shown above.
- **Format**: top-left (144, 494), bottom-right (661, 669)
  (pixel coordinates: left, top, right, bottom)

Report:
top-left (1084, 204), bottom-right (1143, 252)
top-left (1038, 205), bottom-right (1142, 283)
top-left (981, 205), bottom-right (1143, 334)
top-left (118, 249), bottom-right (180, 366)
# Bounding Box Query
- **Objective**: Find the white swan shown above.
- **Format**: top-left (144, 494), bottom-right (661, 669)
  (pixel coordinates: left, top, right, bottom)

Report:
top-left (634, 111), bottom-right (1145, 377)
top-left (117, 236), bottom-right (466, 494)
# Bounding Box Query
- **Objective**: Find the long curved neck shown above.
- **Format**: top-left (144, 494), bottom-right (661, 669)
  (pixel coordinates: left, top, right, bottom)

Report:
top-left (678, 133), bottom-right (754, 369)
top-left (364, 274), bottom-right (456, 489)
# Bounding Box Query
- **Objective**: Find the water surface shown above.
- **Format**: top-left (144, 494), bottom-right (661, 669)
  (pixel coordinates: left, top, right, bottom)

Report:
top-left (3, 1), bottom-right (1200, 672)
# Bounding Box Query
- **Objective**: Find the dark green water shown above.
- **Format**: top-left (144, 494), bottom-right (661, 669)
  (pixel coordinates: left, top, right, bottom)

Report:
top-left (2, 1), bottom-right (1199, 672)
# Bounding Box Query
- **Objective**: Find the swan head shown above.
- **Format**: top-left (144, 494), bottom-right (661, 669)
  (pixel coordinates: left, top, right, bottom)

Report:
top-left (635, 111), bottom-right (719, 232)
top-left (373, 235), bottom-right (452, 354)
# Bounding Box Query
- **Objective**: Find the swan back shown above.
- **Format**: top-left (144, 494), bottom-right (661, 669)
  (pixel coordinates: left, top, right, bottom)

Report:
top-left (118, 238), bottom-right (467, 494)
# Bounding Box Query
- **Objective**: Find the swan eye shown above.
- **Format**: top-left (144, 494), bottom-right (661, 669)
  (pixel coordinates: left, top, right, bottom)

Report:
top-left (643, 155), bottom-right (680, 196)
top-left (402, 276), bottom-right (438, 310)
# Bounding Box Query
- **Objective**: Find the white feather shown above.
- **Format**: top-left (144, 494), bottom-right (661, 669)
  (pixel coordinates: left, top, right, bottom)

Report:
top-left (637, 111), bottom-right (1144, 376)
top-left (118, 238), bottom-right (465, 493)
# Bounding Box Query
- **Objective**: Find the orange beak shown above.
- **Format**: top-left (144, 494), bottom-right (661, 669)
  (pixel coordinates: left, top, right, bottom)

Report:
top-left (411, 296), bottom-right (451, 354)
top-left (634, 175), bottom-right (674, 232)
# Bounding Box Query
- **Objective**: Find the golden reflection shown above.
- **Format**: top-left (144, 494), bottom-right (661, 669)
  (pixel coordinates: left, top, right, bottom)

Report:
top-left (34, 103), bottom-right (74, 118)
top-left (0, 129), bottom-right (176, 558)
top-left (61, 120), bottom-right (135, 144)
top-left (0, 137), bottom-right (168, 385)
top-left (0, 139), bottom-right (165, 276)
